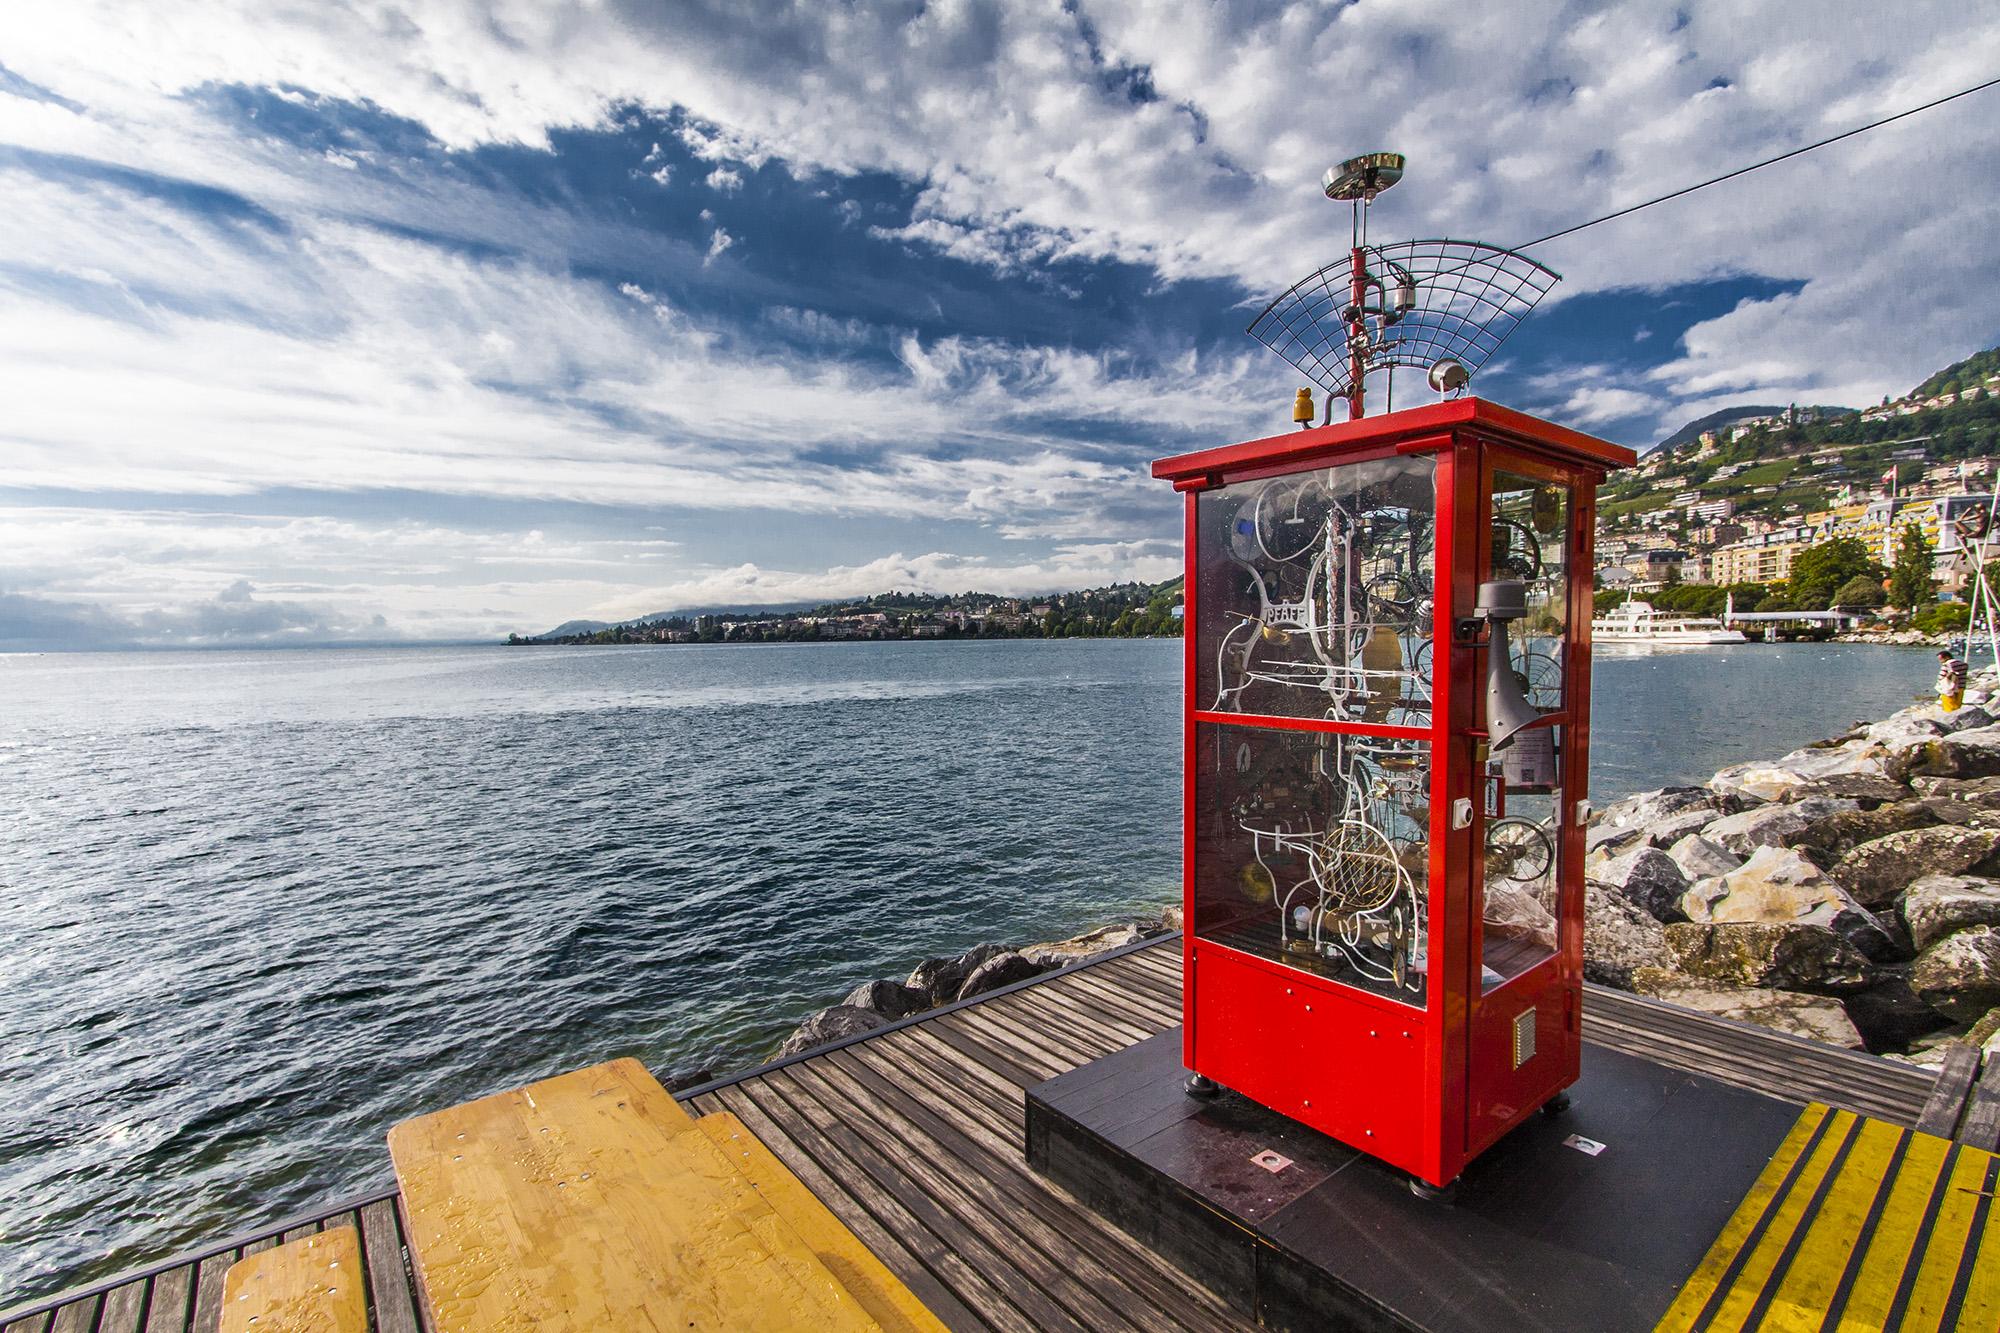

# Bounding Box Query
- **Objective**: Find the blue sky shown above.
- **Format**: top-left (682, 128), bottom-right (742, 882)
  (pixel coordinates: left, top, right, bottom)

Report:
top-left (1, 1), bottom-right (1997, 647)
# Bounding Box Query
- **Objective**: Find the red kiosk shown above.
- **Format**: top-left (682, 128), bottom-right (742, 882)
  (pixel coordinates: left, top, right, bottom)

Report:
top-left (1154, 399), bottom-right (1633, 1190)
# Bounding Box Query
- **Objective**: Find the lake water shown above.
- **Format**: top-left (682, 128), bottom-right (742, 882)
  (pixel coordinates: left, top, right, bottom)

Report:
top-left (0, 638), bottom-right (1939, 1300)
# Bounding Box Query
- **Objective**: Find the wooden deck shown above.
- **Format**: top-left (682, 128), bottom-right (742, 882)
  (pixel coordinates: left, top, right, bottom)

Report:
top-left (4, 935), bottom-right (1992, 1333)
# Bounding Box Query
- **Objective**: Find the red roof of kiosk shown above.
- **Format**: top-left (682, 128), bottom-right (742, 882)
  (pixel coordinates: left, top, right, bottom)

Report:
top-left (1151, 396), bottom-right (1636, 485)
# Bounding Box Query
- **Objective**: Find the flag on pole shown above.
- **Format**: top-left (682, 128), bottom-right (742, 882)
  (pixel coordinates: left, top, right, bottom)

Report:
top-left (1882, 464), bottom-right (1898, 496)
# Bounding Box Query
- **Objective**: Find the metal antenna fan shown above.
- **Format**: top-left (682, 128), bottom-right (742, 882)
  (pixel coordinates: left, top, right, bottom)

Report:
top-left (1247, 240), bottom-right (1560, 401)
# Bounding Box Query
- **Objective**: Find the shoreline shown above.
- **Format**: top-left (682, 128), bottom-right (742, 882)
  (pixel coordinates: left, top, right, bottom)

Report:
top-left (770, 910), bottom-right (1181, 1060)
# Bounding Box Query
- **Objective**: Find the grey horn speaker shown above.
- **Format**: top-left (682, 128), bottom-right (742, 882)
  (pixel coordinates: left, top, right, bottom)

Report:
top-left (1477, 580), bottom-right (1540, 752)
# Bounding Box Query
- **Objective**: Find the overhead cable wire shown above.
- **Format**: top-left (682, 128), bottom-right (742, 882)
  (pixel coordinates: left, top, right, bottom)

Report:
top-left (1512, 72), bottom-right (2000, 252)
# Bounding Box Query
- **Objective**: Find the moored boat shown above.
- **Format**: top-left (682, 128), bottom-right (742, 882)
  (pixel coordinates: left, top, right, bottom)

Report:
top-left (1591, 598), bottom-right (1747, 644)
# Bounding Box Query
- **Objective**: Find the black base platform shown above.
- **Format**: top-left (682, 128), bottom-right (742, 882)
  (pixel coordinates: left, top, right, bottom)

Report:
top-left (1026, 1029), bottom-right (1802, 1333)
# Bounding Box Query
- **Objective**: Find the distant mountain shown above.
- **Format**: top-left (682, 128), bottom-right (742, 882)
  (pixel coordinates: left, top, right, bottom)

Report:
top-left (536, 600), bottom-right (822, 639)
top-left (1651, 406), bottom-right (1788, 454)
top-left (1914, 346), bottom-right (2000, 400)
top-left (541, 618), bottom-right (616, 638)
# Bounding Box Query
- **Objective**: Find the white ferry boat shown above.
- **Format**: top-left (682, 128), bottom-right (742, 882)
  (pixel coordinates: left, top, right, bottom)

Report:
top-left (1590, 598), bottom-right (1747, 645)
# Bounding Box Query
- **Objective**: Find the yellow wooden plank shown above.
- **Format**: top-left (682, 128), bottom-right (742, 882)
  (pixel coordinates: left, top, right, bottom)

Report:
top-left (1899, 1147), bottom-right (1995, 1333)
top-left (695, 1112), bottom-right (948, 1333)
top-left (1953, 1157), bottom-right (2000, 1331)
top-left (1656, 1104), bottom-right (1831, 1332)
top-left (1828, 1130), bottom-right (1952, 1333)
top-left (1704, 1109), bottom-right (1858, 1333)
top-left (387, 1057), bottom-right (883, 1333)
top-left (1755, 1116), bottom-right (1905, 1331)
top-left (219, 1225), bottom-right (367, 1333)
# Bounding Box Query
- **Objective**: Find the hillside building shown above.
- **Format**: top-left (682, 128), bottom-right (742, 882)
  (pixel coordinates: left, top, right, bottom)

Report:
top-left (1709, 529), bottom-right (1813, 586)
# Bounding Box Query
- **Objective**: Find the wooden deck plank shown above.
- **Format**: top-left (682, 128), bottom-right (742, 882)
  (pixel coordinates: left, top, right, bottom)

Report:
top-left (94, 1281), bottom-right (147, 1333)
top-left (757, 1064), bottom-right (1093, 1332)
top-left (831, 1042), bottom-right (1251, 1331)
top-left (709, 1082), bottom-right (999, 1333)
top-left (1581, 1010), bottom-right (1928, 1104)
top-left (46, 1298), bottom-right (98, 1333)
top-left (140, 1264), bottom-right (191, 1333)
top-left (187, 1248), bottom-right (234, 1333)
top-left (1958, 1052), bottom-right (2000, 1150)
top-left (355, 1199), bottom-right (422, 1333)
top-left (1583, 1018), bottom-right (1912, 1099)
top-left (867, 1033), bottom-right (1030, 1147)
top-left (918, 1011), bottom-right (1045, 1090)
top-left (1077, 955), bottom-right (1180, 1004)
top-left (1583, 1008), bottom-right (1933, 1125)
top-left (1022, 972), bottom-right (1172, 1039)
top-left (979, 984), bottom-right (1154, 1056)
top-left (960, 984), bottom-right (1122, 1054)
top-left (729, 1076), bottom-right (1036, 1333)
top-left (778, 1059), bottom-right (1148, 1333)
top-left (942, 1005), bottom-right (1088, 1078)
top-left (935, 1007), bottom-right (1072, 1080)
top-left (1058, 968), bottom-right (1179, 1025)
top-left (1914, 1045), bottom-right (1981, 1137)
top-left (2, 1311), bottom-right (52, 1333)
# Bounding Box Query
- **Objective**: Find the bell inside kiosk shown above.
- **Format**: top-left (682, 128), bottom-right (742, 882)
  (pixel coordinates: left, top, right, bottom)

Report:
top-left (1155, 400), bottom-right (1634, 1192)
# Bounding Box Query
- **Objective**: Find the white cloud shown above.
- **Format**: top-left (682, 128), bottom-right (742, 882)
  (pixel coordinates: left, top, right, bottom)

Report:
top-left (3, 0), bottom-right (1993, 424)
top-left (0, 505), bottom-right (699, 642)
top-left (704, 226), bottom-right (734, 264)
top-left (704, 166), bottom-right (743, 194)
top-left (593, 542), bottom-right (1184, 621)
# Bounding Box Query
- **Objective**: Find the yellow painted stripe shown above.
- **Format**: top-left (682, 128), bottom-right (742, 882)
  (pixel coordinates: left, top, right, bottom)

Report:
top-left (1954, 1158), bottom-right (2000, 1331)
top-left (1705, 1109), bottom-right (1859, 1333)
top-left (1899, 1149), bottom-right (1993, 1333)
top-left (1828, 1130), bottom-right (1953, 1333)
top-left (1656, 1104), bottom-right (1831, 1333)
top-left (1755, 1116), bottom-right (1905, 1332)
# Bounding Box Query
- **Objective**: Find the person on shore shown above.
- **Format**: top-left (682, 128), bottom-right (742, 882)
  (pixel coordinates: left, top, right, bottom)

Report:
top-left (1938, 649), bottom-right (1969, 712)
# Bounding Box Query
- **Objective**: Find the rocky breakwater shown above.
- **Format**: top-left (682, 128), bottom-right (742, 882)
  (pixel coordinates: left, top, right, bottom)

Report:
top-left (1585, 666), bottom-right (2000, 1066)
top-left (773, 910), bottom-right (1181, 1059)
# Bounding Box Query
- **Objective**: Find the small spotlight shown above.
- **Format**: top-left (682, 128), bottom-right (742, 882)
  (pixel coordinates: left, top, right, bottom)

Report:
top-left (1428, 358), bottom-right (1470, 396)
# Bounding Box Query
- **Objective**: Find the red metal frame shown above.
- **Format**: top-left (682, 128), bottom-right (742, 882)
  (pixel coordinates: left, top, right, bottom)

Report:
top-left (1167, 398), bottom-right (1632, 1187)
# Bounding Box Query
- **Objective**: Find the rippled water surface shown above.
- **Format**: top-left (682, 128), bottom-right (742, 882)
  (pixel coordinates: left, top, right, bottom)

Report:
top-left (0, 638), bottom-right (1940, 1299)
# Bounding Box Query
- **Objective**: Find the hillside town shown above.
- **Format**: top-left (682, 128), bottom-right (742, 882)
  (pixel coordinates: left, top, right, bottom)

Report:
top-left (511, 582), bottom-right (1188, 645)
top-left (1591, 347), bottom-right (2000, 626)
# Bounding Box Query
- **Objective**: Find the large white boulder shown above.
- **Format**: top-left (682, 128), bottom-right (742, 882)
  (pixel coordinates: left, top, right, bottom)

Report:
top-left (1667, 834), bottom-right (1741, 882)
top-left (1680, 845), bottom-right (1897, 960)
top-left (1702, 797), bottom-right (1857, 855)
top-left (1835, 825), bottom-right (2000, 907)
top-left (1911, 926), bottom-right (2000, 1021)
top-left (1902, 874), bottom-right (2000, 952)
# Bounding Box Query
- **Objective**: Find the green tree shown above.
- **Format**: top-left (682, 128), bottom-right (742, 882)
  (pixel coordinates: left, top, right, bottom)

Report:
top-left (1787, 536), bottom-right (1886, 609)
top-left (1831, 575), bottom-right (1885, 609)
top-left (1888, 522), bottom-right (1935, 612)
